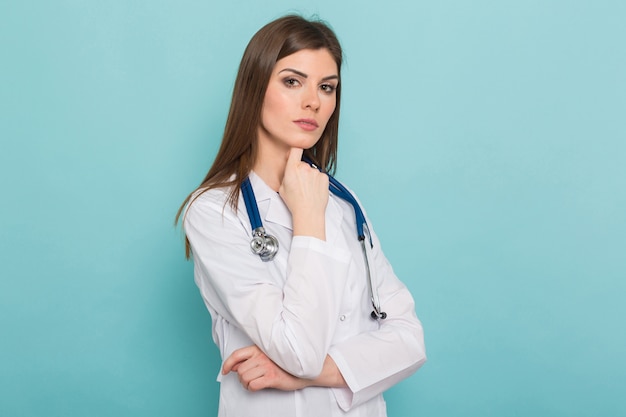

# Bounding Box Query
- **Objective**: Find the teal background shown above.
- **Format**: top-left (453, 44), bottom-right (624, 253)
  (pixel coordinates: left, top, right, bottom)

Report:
top-left (1, 0), bottom-right (625, 416)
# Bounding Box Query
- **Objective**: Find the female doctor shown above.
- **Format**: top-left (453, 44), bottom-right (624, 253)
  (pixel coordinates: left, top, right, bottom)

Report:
top-left (177, 15), bottom-right (426, 417)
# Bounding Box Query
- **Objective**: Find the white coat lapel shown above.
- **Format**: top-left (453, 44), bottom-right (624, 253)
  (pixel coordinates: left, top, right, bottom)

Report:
top-left (248, 171), bottom-right (293, 231)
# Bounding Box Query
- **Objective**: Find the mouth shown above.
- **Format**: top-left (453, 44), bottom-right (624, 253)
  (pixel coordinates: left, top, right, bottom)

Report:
top-left (294, 119), bottom-right (319, 131)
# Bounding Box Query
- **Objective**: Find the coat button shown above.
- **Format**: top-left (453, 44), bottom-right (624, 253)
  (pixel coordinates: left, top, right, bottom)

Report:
top-left (339, 315), bottom-right (346, 321)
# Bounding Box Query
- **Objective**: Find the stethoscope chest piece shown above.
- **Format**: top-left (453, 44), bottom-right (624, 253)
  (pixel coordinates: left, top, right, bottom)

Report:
top-left (250, 227), bottom-right (279, 261)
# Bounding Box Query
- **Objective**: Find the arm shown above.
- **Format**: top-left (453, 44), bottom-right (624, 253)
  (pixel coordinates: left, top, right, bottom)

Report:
top-left (222, 346), bottom-right (346, 392)
top-left (184, 184), bottom-right (350, 379)
top-left (327, 219), bottom-right (427, 410)
top-left (219, 205), bottom-right (425, 405)
top-left (186, 149), bottom-right (353, 379)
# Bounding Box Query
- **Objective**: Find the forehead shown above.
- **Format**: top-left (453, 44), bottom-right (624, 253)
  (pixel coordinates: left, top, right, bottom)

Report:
top-left (273, 49), bottom-right (338, 75)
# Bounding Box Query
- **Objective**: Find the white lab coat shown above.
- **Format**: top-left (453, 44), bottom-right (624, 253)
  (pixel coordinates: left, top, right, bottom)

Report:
top-left (184, 171), bottom-right (426, 417)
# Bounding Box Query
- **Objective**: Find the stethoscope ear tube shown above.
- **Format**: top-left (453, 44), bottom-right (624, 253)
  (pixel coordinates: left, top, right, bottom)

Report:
top-left (306, 160), bottom-right (385, 320)
top-left (360, 231), bottom-right (387, 320)
top-left (242, 178), bottom-right (279, 262)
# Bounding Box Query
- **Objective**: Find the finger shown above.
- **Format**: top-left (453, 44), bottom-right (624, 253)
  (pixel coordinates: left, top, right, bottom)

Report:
top-left (286, 147), bottom-right (304, 168)
top-left (234, 354), bottom-right (258, 376)
top-left (247, 375), bottom-right (271, 392)
top-left (238, 366), bottom-right (266, 390)
top-left (222, 346), bottom-right (254, 375)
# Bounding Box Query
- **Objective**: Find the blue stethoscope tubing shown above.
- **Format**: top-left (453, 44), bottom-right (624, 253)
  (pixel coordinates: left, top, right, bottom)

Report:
top-left (241, 164), bottom-right (387, 320)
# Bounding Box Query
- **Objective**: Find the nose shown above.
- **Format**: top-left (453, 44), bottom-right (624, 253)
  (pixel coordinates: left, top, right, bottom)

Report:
top-left (302, 85), bottom-right (320, 112)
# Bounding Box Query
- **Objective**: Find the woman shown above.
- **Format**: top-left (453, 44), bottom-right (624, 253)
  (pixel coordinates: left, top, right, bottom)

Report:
top-left (178, 15), bottom-right (426, 416)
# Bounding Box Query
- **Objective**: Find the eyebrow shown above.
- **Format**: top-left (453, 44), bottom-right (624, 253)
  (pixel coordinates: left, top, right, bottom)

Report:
top-left (278, 68), bottom-right (339, 82)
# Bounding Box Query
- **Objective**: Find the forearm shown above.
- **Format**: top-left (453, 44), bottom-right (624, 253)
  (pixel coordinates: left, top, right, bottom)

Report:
top-left (188, 197), bottom-right (351, 378)
top-left (223, 347), bottom-right (346, 392)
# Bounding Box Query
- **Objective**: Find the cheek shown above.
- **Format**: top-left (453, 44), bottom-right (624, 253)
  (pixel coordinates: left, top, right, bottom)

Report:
top-left (322, 98), bottom-right (337, 122)
top-left (262, 91), bottom-right (289, 124)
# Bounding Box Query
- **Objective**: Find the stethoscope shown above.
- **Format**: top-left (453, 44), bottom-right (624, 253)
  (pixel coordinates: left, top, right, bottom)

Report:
top-left (241, 162), bottom-right (387, 320)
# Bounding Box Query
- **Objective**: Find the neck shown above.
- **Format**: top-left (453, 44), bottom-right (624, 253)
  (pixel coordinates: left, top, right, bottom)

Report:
top-left (252, 138), bottom-right (290, 192)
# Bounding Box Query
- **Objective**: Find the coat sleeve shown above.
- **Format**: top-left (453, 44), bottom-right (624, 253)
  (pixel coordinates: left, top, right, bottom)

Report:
top-left (184, 190), bottom-right (351, 378)
top-left (328, 213), bottom-right (427, 411)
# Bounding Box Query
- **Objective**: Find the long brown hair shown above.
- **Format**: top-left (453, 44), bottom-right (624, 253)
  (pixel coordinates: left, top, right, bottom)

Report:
top-left (176, 15), bottom-right (344, 257)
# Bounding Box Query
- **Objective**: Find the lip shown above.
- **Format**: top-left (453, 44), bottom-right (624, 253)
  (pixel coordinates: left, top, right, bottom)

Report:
top-left (293, 119), bottom-right (319, 131)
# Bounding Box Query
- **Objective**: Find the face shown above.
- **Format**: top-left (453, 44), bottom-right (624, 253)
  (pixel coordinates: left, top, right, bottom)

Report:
top-left (257, 48), bottom-right (339, 156)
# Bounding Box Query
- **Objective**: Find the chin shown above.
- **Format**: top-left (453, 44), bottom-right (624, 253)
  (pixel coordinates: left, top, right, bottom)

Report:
top-left (292, 135), bottom-right (323, 150)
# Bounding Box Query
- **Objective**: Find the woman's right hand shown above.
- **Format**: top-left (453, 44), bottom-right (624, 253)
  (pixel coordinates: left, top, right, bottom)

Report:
top-left (278, 148), bottom-right (329, 240)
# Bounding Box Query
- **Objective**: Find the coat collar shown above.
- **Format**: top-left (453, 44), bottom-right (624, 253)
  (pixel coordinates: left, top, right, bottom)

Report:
top-left (248, 171), bottom-right (292, 230)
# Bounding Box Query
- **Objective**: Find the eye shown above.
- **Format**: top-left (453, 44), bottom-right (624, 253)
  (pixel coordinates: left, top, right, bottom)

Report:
top-left (283, 78), bottom-right (301, 88)
top-left (320, 83), bottom-right (337, 94)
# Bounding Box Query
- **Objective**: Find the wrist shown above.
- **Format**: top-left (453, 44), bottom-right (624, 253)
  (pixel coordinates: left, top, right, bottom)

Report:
top-left (308, 355), bottom-right (347, 389)
top-left (292, 214), bottom-right (326, 241)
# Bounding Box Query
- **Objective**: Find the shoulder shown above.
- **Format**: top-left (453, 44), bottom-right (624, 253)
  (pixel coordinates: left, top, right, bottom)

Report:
top-left (190, 185), bottom-right (231, 207)
top-left (329, 177), bottom-right (368, 215)
top-left (183, 185), bottom-right (239, 229)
